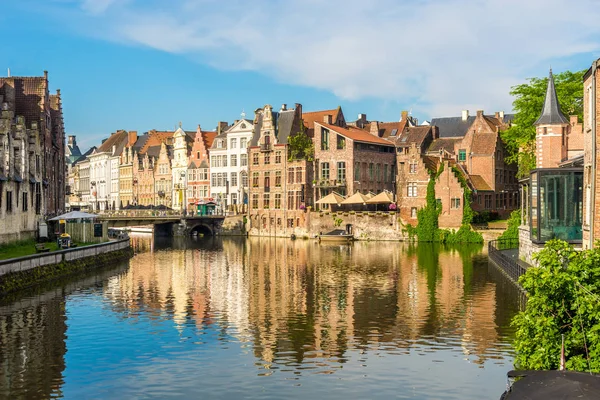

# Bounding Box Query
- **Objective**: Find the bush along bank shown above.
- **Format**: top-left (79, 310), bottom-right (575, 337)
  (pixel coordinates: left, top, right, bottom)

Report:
top-left (404, 164), bottom-right (483, 244)
top-left (0, 246), bottom-right (134, 295)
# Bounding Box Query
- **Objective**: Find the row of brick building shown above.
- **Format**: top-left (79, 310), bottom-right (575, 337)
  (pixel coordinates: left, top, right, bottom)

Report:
top-left (0, 71), bottom-right (66, 243)
top-left (67, 102), bottom-right (524, 237)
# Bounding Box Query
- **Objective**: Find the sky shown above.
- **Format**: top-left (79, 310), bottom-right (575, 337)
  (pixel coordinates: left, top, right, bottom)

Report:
top-left (2, 0), bottom-right (600, 149)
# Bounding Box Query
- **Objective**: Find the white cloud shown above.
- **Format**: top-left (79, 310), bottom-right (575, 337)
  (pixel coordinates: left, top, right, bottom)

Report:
top-left (67, 0), bottom-right (600, 117)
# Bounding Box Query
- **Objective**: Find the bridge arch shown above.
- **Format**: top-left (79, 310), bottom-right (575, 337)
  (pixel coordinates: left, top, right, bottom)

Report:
top-left (189, 224), bottom-right (214, 237)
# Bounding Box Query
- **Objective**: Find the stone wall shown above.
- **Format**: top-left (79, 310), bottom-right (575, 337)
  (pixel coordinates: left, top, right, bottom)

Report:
top-left (518, 225), bottom-right (542, 266)
top-left (308, 211), bottom-right (406, 241)
top-left (220, 215), bottom-right (246, 236)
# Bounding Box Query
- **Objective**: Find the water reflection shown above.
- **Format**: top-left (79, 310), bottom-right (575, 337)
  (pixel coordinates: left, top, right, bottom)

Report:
top-left (0, 237), bottom-right (520, 399)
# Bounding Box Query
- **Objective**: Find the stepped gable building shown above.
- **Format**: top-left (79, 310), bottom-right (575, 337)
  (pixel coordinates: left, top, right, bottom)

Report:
top-left (519, 69), bottom-right (586, 263)
top-left (0, 71), bottom-right (65, 220)
top-left (247, 103), bottom-right (313, 236)
top-left (188, 124), bottom-right (217, 213)
top-left (583, 59), bottom-right (600, 250)
top-left (208, 119), bottom-right (252, 213)
top-left (429, 109), bottom-right (518, 217)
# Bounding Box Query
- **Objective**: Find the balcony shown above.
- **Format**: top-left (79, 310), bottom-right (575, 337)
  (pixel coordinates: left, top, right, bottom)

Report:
top-left (315, 179), bottom-right (346, 188)
top-left (260, 143), bottom-right (272, 152)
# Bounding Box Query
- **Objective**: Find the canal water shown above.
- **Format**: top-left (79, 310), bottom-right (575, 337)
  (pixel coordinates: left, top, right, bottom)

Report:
top-left (0, 236), bottom-right (523, 399)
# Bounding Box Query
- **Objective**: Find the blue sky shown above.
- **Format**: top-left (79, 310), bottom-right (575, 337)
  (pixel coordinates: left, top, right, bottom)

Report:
top-left (2, 0), bottom-right (600, 149)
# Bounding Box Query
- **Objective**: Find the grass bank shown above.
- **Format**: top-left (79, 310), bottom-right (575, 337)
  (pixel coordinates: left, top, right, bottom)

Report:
top-left (0, 239), bottom-right (100, 261)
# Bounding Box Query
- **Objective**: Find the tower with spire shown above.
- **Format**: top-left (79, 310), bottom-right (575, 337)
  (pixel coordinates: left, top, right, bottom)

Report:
top-left (534, 69), bottom-right (570, 168)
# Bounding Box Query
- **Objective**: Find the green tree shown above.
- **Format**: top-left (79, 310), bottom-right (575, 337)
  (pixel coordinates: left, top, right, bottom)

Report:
top-left (512, 240), bottom-right (600, 372)
top-left (288, 124), bottom-right (314, 161)
top-left (498, 209), bottom-right (521, 242)
top-left (501, 69), bottom-right (585, 177)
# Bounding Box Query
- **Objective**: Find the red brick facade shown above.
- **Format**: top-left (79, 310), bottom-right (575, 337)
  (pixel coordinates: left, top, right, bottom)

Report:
top-left (583, 60), bottom-right (600, 249)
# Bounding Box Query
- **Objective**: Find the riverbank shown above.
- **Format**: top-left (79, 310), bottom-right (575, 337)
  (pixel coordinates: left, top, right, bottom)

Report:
top-left (0, 238), bottom-right (133, 295)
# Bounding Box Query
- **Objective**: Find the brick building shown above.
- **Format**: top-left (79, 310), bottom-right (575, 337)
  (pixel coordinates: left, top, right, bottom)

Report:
top-left (429, 109), bottom-right (518, 218)
top-left (312, 120), bottom-right (396, 202)
top-left (188, 124), bottom-right (216, 213)
top-left (0, 71), bottom-right (66, 219)
top-left (247, 104), bottom-right (313, 236)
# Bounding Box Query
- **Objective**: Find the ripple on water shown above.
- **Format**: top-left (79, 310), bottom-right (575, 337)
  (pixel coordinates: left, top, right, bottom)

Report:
top-left (0, 238), bottom-right (519, 399)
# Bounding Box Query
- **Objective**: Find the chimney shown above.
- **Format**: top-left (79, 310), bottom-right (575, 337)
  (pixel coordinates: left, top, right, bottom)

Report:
top-left (370, 121), bottom-right (380, 137)
top-left (294, 103), bottom-right (302, 116)
top-left (44, 70), bottom-right (48, 81)
top-left (401, 110), bottom-right (409, 121)
top-left (218, 121), bottom-right (228, 134)
top-left (128, 130), bottom-right (138, 146)
top-left (499, 111), bottom-right (505, 119)
top-left (461, 110), bottom-right (469, 121)
top-left (68, 135), bottom-right (76, 146)
top-left (494, 112), bottom-right (500, 119)
top-left (281, 104), bottom-right (287, 111)
top-left (7, 68), bottom-right (10, 77)
top-left (476, 110), bottom-right (484, 117)
top-left (323, 115), bottom-right (332, 124)
top-left (431, 125), bottom-right (439, 139)
top-left (112, 145), bottom-right (116, 155)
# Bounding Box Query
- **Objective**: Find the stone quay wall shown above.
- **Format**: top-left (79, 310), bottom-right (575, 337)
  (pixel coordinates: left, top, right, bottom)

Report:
top-left (0, 238), bottom-right (133, 294)
top-left (309, 211), bottom-right (406, 241)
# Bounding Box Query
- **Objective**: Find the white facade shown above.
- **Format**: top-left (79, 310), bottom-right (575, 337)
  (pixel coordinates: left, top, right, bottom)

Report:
top-left (88, 151), bottom-right (111, 211)
top-left (209, 119), bottom-right (253, 209)
top-left (110, 155), bottom-right (120, 210)
top-left (171, 125), bottom-right (189, 211)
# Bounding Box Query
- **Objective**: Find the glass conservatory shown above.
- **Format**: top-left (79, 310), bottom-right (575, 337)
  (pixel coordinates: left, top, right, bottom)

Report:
top-left (529, 168), bottom-right (583, 243)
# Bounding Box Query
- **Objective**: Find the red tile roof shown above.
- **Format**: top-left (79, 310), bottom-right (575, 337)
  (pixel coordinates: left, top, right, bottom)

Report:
top-left (316, 122), bottom-right (394, 146)
top-left (303, 108), bottom-right (340, 130)
top-left (469, 175), bottom-right (493, 191)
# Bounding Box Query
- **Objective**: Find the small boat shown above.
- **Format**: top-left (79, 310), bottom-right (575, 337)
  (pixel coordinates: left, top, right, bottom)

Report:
top-left (319, 229), bottom-right (354, 243)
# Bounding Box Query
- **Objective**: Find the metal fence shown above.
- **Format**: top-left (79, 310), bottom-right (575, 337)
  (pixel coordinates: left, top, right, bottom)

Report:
top-left (488, 238), bottom-right (528, 287)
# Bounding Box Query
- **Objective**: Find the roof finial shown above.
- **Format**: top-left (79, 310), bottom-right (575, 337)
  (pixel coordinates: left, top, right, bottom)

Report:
top-left (241, 109), bottom-right (246, 119)
top-left (179, 121), bottom-right (182, 128)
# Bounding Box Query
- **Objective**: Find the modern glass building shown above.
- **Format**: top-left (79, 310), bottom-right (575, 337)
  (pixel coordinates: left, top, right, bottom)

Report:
top-left (529, 168), bottom-right (583, 243)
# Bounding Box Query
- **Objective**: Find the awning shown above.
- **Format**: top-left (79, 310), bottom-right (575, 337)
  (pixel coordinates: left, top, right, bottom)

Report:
top-left (315, 192), bottom-right (345, 205)
top-left (341, 191), bottom-right (370, 205)
top-left (49, 211), bottom-right (98, 221)
top-left (366, 191), bottom-right (394, 204)
top-left (13, 174), bottom-right (23, 183)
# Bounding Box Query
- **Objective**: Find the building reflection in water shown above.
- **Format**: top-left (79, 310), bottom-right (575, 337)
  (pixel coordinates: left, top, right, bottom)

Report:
top-left (102, 237), bottom-right (518, 374)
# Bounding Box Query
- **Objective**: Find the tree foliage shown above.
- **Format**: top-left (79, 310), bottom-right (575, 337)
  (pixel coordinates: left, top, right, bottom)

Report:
top-left (498, 209), bottom-right (521, 242)
top-left (415, 166), bottom-right (442, 242)
top-left (512, 240), bottom-right (600, 372)
top-left (288, 124), bottom-right (314, 161)
top-left (501, 69), bottom-right (586, 177)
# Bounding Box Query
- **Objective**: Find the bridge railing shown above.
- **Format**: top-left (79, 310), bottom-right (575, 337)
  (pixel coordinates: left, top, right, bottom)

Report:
top-left (488, 238), bottom-right (528, 288)
top-left (97, 209), bottom-right (233, 218)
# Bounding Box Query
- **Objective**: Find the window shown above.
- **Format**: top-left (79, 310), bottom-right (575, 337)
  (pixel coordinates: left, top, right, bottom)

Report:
top-left (22, 192), bottom-right (28, 211)
top-left (230, 138), bottom-right (237, 148)
top-left (321, 128), bottom-right (329, 150)
top-left (264, 172), bottom-right (270, 189)
top-left (288, 168), bottom-right (295, 184)
top-left (296, 191), bottom-right (302, 209)
top-left (451, 198), bottom-right (461, 209)
top-left (263, 193), bottom-right (270, 208)
top-left (354, 162), bottom-right (360, 181)
top-left (240, 138), bottom-right (247, 148)
top-left (337, 162), bottom-right (346, 182)
top-left (288, 191), bottom-right (295, 210)
top-left (337, 135), bottom-right (346, 150)
top-left (231, 193), bottom-right (238, 204)
top-left (321, 162), bottom-right (330, 179)
top-left (369, 163), bottom-right (374, 180)
top-left (409, 163), bottom-right (417, 174)
top-left (287, 218), bottom-right (294, 228)
top-left (211, 173), bottom-right (218, 187)
top-left (252, 193), bottom-right (259, 209)
top-left (407, 183), bottom-right (417, 197)
top-left (411, 207), bottom-right (417, 218)
top-left (459, 149), bottom-right (467, 162)
top-left (275, 171), bottom-right (282, 187)
top-left (275, 151), bottom-right (282, 164)
top-left (274, 193), bottom-right (282, 209)
top-left (222, 155), bottom-right (228, 167)
top-left (200, 168), bottom-right (208, 180)
top-left (252, 172), bottom-right (259, 187)
top-left (253, 153), bottom-right (259, 165)
top-left (376, 164), bottom-right (381, 182)
top-left (6, 191), bottom-right (12, 213)
top-left (384, 164), bottom-right (388, 182)
top-left (241, 154), bottom-right (248, 166)
top-left (264, 153), bottom-right (270, 165)
top-left (231, 172), bottom-right (238, 187)
top-left (231, 154), bottom-right (237, 167)
top-left (485, 194), bottom-right (492, 209)
top-left (296, 167), bottom-right (303, 183)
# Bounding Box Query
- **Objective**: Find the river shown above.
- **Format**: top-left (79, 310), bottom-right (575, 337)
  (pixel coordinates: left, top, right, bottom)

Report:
top-left (0, 236), bottom-right (523, 399)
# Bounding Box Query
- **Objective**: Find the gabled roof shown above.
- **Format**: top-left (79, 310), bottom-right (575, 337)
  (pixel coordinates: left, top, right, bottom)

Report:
top-left (471, 132), bottom-right (498, 154)
top-left (427, 138), bottom-right (461, 154)
top-left (302, 107), bottom-right (340, 130)
top-left (535, 69), bottom-right (569, 125)
top-left (469, 175), bottom-right (493, 191)
top-left (317, 122), bottom-right (394, 146)
top-left (0, 76), bottom-right (46, 126)
top-left (430, 113), bottom-right (514, 138)
top-left (395, 126), bottom-right (431, 147)
top-left (97, 130), bottom-right (129, 155)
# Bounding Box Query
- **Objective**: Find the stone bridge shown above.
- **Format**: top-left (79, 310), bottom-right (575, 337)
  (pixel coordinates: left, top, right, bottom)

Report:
top-left (98, 215), bottom-right (225, 237)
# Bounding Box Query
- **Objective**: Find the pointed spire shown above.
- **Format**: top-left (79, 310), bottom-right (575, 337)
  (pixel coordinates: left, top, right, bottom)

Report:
top-left (535, 69), bottom-right (568, 125)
